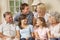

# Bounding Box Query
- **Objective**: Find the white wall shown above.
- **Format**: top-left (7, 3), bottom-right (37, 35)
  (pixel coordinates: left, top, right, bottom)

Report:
top-left (0, 0), bottom-right (10, 23)
top-left (32, 0), bottom-right (60, 13)
top-left (41, 0), bottom-right (60, 13)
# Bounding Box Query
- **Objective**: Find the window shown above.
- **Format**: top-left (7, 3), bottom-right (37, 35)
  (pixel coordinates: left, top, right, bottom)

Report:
top-left (9, 0), bottom-right (22, 14)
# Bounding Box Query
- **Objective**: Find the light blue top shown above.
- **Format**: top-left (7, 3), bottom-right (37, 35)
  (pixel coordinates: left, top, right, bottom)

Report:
top-left (16, 25), bottom-right (34, 38)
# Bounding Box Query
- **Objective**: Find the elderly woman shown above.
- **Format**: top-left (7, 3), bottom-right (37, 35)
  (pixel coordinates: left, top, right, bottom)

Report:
top-left (48, 11), bottom-right (60, 40)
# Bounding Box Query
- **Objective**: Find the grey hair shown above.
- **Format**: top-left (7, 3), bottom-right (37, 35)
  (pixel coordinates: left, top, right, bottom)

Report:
top-left (50, 11), bottom-right (60, 22)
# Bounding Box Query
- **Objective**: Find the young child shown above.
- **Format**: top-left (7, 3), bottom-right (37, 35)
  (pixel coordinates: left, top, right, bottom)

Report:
top-left (34, 17), bottom-right (49, 40)
top-left (17, 14), bottom-right (35, 40)
top-left (48, 12), bottom-right (60, 40)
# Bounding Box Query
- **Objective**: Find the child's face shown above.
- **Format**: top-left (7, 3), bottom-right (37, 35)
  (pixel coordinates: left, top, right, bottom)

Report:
top-left (21, 19), bottom-right (27, 25)
top-left (36, 19), bottom-right (43, 26)
top-left (48, 16), bottom-right (57, 24)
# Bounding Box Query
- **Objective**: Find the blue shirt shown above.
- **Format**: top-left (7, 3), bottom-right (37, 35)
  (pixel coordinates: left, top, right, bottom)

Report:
top-left (16, 25), bottom-right (34, 38)
top-left (14, 11), bottom-right (34, 25)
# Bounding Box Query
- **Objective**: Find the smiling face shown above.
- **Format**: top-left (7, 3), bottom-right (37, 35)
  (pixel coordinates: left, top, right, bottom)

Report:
top-left (36, 17), bottom-right (47, 27)
top-left (5, 14), bottom-right (13, 23)
top-left (36, 19), bottom-right (43, 26)
top-left (48, 16), bottom-right (57, 24)
top-left (37, 4), bottom-right (46, 16)
top-left (22, 6), bottom-right (29, 14)
top-left (21, 18), bottom-right (27, 25)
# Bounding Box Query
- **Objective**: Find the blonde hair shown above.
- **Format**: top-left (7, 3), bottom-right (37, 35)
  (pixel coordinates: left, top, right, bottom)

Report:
top-left (37, 3), bottom-right (47, 10)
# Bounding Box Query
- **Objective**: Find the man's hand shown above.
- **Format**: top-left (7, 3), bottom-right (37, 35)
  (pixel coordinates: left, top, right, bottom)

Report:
top-left (3, 35), bottom-right (9, 40)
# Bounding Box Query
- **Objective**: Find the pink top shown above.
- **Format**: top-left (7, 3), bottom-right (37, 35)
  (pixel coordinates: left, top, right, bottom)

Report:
top-left (36, 27), bottom-right (49, 40)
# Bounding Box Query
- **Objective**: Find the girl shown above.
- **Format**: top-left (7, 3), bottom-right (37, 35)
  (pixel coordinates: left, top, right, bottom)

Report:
top-left (18, 15), bottom-right (35, 40)
top-left (34, 17), bottom-right (50, 40)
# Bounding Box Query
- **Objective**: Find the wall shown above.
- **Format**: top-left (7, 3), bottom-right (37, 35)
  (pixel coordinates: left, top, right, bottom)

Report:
top-left (32, 0), bottom-right (60, 13)
top-left (0, 0), bottom-right (10, 23)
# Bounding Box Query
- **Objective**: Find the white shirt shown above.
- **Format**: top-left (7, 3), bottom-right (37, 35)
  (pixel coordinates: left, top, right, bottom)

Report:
top-left (0, 22), bottom-right (18, 37)
top-left (33, 12), bottom-right (50, 22)
top-left (49, 23), bottom-right (60, 38)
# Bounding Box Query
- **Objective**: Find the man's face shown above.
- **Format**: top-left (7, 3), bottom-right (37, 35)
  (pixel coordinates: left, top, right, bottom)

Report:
top-left (22, 6), bottom-right (29, 14)
top-left (5, 14), bottom-right (13, 23)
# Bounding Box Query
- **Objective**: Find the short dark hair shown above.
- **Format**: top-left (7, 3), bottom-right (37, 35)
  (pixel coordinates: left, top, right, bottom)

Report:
top-left (3, 12), bottom-right (12, 18)
top-left (20, 3), bottom-right (29, 12)
top-left (18, 14), bottom-right (27, 29)
top-left (19, 14), bottom-right (27, 20)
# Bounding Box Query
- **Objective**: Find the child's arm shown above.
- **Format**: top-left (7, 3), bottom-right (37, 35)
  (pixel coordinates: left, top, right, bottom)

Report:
top-left (47, 31), bottom-right (55, 39)
top-left (15, 30), bottom-right (20, 40)
top-left (47, 31), bottom-right (51, 39)
top-left (34, 32), bottom-right (40, 40)
top-left (15, 26), bottom-right (20, 40)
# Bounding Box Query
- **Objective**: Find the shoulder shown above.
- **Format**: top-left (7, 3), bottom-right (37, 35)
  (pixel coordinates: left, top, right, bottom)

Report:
top-left (29, 11), bottom-right (34, 15)
top-left (44, 27), bottom-right (49, 32)
top-left (16, 26), bottom-right (20, 30)
top-left (28, 25), bottom-right (33, 27)
top-left (45, 13), bottom-right (50, 17)
top-left (45, 28), bottom-right (49, 30)
top-left (0, 23), bottom-right (6, 27)
top-left (0, 23), bottom-right (5, 30)
top-left (56, 23), bottom-right (60, 28)
top-left (0, 23), bottom-right (3, 26)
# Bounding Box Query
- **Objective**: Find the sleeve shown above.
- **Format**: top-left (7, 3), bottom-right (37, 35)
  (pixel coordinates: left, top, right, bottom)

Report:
top-left (16, 26), bottom-right (20, 31)
top-left (14, 13), bottom-right (20, 22)
top-left (0, 25), bottom-right (3, 33)
top-left (29, 11), bottom-right (34, 18)
top-left (29, 25), bottom-right (34, 32)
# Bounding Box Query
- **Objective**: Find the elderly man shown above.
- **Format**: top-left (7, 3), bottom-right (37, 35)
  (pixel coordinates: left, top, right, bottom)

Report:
top-left (0, 12), bottom-right (20, 40)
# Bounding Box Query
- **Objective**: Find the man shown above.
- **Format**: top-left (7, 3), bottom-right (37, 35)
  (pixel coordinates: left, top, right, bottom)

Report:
top-left (14, 3), bottom-right (34, 25)
top-left (0, 12), bottom-right (20, 40)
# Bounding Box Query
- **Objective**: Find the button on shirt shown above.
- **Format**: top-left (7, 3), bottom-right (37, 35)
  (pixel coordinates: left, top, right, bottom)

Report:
top-left (0, 22), bottom-right (18, 37)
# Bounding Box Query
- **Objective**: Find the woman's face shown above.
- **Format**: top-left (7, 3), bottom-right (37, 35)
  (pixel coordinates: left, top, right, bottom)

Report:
top-left (21, 19), bottom-right (27, 25)
top-left (48, 16), bottom-right (57, 24)
top-left (36, 19), bottom-right (43, 26)
top-left (37, 6), bottom-right (46, 15)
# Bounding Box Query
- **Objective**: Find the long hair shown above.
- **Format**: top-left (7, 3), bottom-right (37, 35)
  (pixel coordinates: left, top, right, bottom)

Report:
top-left (18, 14), bottom-right (27, 29)
top-left (38, 17), bottom-right (47, 27)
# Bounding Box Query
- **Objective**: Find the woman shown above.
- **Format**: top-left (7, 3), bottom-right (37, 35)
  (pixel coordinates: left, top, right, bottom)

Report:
top-left (18, 14), bottom-right (35, 40)
top-left (33, 3), bottom-right (50, 22)
top-left (48, 12), bottom-right (60, 40)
